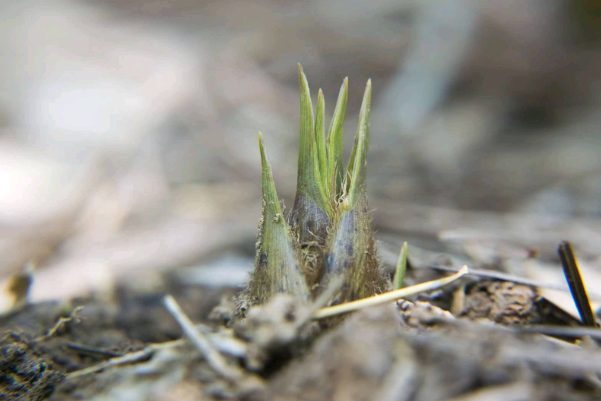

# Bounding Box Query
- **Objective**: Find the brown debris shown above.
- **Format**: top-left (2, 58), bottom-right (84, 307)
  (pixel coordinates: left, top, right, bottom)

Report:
top-left (0, 333), bottom-right (66, 401)
top-left (455, 281), bottom-right (539, 325)
top-left (233, 294), bottom-right (319, 372)
top-left (266, 304), bottom-right (409, 401)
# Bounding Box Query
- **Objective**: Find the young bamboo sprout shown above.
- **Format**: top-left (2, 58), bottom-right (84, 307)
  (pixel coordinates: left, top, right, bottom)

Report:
top-left (238, 65), bottom-right (388, 314)
top-left (288, 65), bottom-right (331, 248)
top-left (319, 80), bottom-right (388, 304)
top-left (237, 134), bottom-right (311, 314)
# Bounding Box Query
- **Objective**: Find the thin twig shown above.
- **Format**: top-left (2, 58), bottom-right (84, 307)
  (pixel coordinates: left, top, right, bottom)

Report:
top-left (195, 324), bottom-right (248, 358)
top-left (515, 325), bottom-right (601, 340)
top-left (313, 266), bottom-right (468, 320)
top-left (37, 306), bottom-right (84, 341)
top-left (67, 340), bottom-right (184, 379)
top-left (163, 295), bottom-right (241, 381)
top-left (66, 343), bottom-right (123, 359)
top-left (66, 324), bottom-right (247, 380)
top-left (297, 275), bottom-right (345, 326)
top-left (424, 264), bottom-right (601, 300)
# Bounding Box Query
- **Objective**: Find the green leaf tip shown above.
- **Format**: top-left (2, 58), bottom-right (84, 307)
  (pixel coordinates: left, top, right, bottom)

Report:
top-left (393, 242), bottom-right (408, 290)
top-left (258, 132), bottom-right (283, 219)
top-left (346, 79), bottom-right (372, 208)
top-left (315, 89), bottom-right (327, 191)
top-left (326, 77), bottom-right (348, 199)
top-left (295, 64), bottom-right (328, 213)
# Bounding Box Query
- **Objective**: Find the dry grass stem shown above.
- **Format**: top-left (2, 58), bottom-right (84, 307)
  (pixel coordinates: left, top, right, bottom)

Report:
top-left (163, 295), bottom-right (241, 381)
top-left (427, 264), bottom-right (601, 302)
top-left (313, 266), bottom-right (469, 319)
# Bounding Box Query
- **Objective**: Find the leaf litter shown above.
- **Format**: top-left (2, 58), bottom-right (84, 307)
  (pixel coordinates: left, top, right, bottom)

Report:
top-left (2, 256), bottom-right (600, 401)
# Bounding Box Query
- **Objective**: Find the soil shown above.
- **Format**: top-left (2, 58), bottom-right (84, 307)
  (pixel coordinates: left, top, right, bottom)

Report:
top-left (1, 265), bottom-right (600, 401)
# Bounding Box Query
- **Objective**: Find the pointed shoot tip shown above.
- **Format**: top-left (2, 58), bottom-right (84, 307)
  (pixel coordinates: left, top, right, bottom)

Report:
top-left (364, 79), bottom-right (372, 99)
top-left (298, 63), bottom-right (307, 83)
top-left (346, 79), bottom-right (373, 207)
top-left (258, 132), bottom-right (266, 162)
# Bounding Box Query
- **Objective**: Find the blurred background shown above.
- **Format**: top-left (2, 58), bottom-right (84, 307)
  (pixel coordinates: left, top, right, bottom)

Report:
top-left (2, 0), bottom-right (601, 311)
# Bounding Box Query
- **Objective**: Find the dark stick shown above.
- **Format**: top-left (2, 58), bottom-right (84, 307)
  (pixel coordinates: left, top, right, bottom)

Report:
top-left (558, 241), bottom-right (598, 327)
top-left (66, 343), bottom-right (123, 359)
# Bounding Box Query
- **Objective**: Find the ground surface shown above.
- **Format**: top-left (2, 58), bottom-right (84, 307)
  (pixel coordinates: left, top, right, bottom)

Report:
top-left (2, 257), bottom-right (601, 401)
